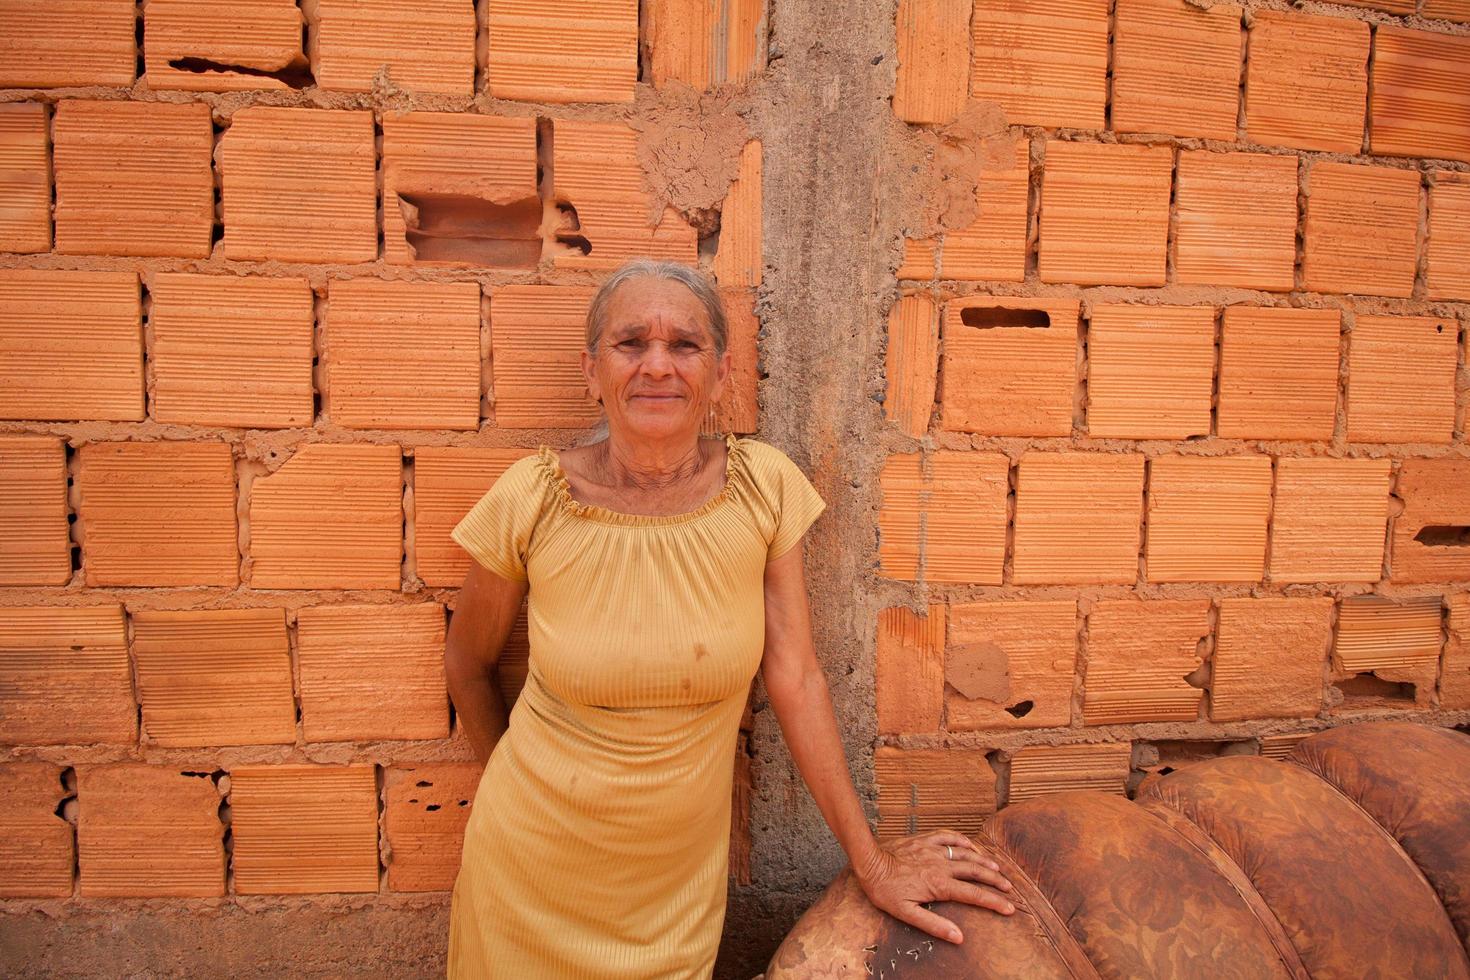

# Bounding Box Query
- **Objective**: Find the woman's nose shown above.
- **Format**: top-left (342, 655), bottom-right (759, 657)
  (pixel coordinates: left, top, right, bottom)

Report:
top-left (639, 342), bottom-right (676, 375)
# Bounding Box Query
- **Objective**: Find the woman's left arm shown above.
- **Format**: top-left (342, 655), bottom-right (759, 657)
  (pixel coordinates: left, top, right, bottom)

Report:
top-left (759, 540), bottom-right (1015, 946)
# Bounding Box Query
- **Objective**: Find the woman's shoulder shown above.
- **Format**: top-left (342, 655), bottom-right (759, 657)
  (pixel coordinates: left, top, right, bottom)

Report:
top-left (464, 448), bottom-right (561, 519)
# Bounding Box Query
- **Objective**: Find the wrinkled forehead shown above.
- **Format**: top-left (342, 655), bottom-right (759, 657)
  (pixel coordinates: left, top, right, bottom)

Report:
top-left (602, 277), bottom-right (713, 340)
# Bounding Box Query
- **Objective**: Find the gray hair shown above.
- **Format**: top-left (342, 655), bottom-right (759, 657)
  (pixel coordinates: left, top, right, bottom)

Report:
top-left (584, 259), bottom-right (727, 357)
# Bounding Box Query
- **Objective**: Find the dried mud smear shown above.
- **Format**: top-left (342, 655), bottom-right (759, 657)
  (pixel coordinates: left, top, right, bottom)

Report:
top-left (891, 99), bottom-right (1017, 239)
top-left (630, 81), bottom-right (751, 234)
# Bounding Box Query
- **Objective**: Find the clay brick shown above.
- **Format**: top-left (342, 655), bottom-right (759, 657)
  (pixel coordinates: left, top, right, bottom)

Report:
top-left (1086, 304), bottom-right (1215, 439)
top-left (1217, 307), bottom-right (1340, 441)
top-left (711, 141), bottom-right (762, 288)
top-left (76, 765), bottom-right (224, 897)
top-left (53, 101), bottom-right (213, 259)
top-left (382, 112), bottom-right (539, 268)
top-left (0, 270), bottom-right (143, 423)
top-left (1347, 314), bottom-right (1457, 444)
top-left (1146, 455), bottom-right (1272, 584)
top-left (229, 764), bottom-right (380, 894)
top-left (1083, 600), bottom-right (1209, 725)
top-left (646, 0), bottom-right (765, 89)
top-left (325, 279), bottom-right (481, 431)
top-left (884, 293), bottom-right (939, 438)
top-left (970, 0), bottom-right (1108, 130)
top-left (1428, 172), bottom-right (1470, 300)
top-left (1269, 457), bottom-right (1391, 584)
top-left (1370, 27), bottom-right (1470, 165)
top-left (131, 608), bottom-right (296, 747)
top-left (878, 451), bottom-right (1009, 584)
top-left (1175, 151), bottom-right (1298, 291)
top-left (939, 296), bottom-right (1078, 437)
top-left (1113, 0), bottom-right (1242, 141)
top-left (946, 599), bottom-right (1077, 731)
top-left (1303, 162), bottom-right (1419, 299)
top-left (551, 119), bottom-right (698, 271)
top-left (876, 606), bottom-right (945, 735)
top-left (893, 0), bottom-right (972, 124)
top-left (0, 764), bottom-right (73, 898)
top-left (1013, 453), bottom-right (1145, 585)
top-left (0, 605), bottom-right (134, 746)
top-left (313, 0), bottom-right (474, 95)
top-left (249, 443), bottom-right (402, 590)
top-left (149, 273), bottom-right (314, 429)
top-left (1393, 458), bottom-right (1470, 584)
top-left (0, 436), bottom-right (70, 587)
top-left (489, 285), bottom-right (599, 428)
top-left (413, 447), bottom-right (535, 587)
top-left (144, 0), bottom-right (306, 91)
top-left (0, 0), bottom-right (135, 88)
top-left (875, 747), bottom-right (996, 838)
top-left (1258, 732), bottom-right (1313, 760)
top-left (383, 763), bottom-right (481, 891)
top-left (221, 107), bottom-right (377, 264)
top-left (297, 603), bottom-right (449, 742)
top-left (77, 442), bottom-right (238, 587)
top-left (898, 238), bottom-right (937, 280)
top-left (940, 139), bottom-right (1030, 283)
top-left (1007, 742), bottom-right (1131, 805)
top-left (0, 103), bottom-right (50, 252)
top-left (1213, 597), bottom-right (1332, 721)
top-left (487, 0), bottom-right (637, 104)
top-left (1333, 595), bottom-right (1441, 707)
top-left (712, 289), bottom-right (759, 435)
top-left (1423, 0), bottom-right (1470, 21)
top-left (1039, 142), bottom-right (1173, 287)
top-left (1244, 11), bottom-right (1369, 154)
top-left (1444, 593), bottom-right (1470, 709)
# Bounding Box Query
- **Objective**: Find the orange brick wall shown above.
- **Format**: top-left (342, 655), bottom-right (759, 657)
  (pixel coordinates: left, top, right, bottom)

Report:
top-left (880, 0), bottom-right (1470, 837)
top-left (0, 0), bottom-right (769, 965)
top-left (1, 0), bottom-right (1468, 973)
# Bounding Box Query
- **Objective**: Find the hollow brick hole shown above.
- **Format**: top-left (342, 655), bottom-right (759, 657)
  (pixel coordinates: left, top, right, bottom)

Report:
top-left (1335, 672), bottom-right (1417, 705)
top-left (959, 307), bottom-right (1050, 330)
top-left (1415, 525), bottom-right (1470, 546)
top-left (398, 192), bottom-right (542, 267)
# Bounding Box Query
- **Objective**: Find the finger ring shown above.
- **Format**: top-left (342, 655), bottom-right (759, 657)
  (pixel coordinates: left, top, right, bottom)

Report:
top-left (946, 845), bottom-right (954, 861)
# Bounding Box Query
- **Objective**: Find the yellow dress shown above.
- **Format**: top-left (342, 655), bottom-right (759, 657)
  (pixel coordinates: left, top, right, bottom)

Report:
top-left (446, 433), bottom-right (826, 979)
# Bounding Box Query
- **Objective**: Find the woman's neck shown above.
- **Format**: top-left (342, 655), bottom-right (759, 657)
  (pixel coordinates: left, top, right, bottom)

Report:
top-left (595, 435), bottom-right (709, 492)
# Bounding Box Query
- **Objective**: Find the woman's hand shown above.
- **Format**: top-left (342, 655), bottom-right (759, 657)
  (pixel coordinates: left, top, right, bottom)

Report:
top-left (852, 830), bottom-right (1015, 945)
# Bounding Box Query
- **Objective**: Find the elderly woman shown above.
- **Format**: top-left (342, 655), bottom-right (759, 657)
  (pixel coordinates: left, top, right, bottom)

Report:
top-left (443, 259), bottom-right (1014, 977)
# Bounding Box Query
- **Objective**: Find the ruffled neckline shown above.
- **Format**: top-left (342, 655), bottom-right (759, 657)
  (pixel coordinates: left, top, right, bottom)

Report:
top-left (534, 433), bottom-right (746, 527)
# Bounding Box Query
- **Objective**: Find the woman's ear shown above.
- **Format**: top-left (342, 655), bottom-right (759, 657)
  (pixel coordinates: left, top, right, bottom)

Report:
top-left (580, 349), bottom-right (602, 405)
top-left (711, 348), bottom-right (732, 403)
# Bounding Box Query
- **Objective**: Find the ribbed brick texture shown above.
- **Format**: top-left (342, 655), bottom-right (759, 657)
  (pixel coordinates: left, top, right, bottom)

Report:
top-left (0, 436), bottom-right (69, 586)
top-left (132, 609), bottom-right (296, 747)
top-left (150, 273), bottom-right (315, 428)
top-left (76, 765), bottom-right (226, 897)
top-left (229, 764), bottom-right (380, 894)
top-left (886, 0), bottom-right (1466, 820)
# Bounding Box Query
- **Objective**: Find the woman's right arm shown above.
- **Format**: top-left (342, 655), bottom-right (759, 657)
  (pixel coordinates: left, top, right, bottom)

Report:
top-left (444, 562), bottom-right (529, 763)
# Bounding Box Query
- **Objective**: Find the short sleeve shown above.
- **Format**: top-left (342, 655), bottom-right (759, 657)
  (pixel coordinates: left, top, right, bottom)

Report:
top-left (757, 445), bottom-right (828, 561)
top-left (449, 455), bottom-right (548, 582)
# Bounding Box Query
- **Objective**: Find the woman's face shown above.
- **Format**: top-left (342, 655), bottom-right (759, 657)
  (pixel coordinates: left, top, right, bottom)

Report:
top-left (582, 277), bottom-right (730, 445)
